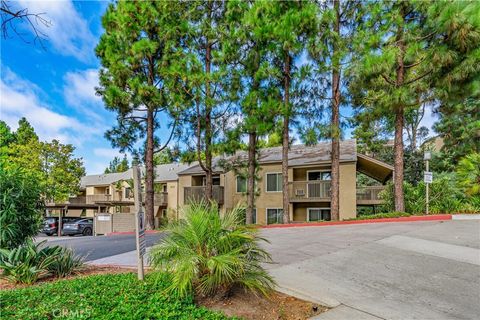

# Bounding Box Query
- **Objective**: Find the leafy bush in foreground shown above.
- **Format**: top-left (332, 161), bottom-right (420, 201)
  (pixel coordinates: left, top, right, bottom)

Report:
top-left (0, 161), bottom-right (43, 249)
top-left (47, 246), bottom-right (85, 278)
top-left (150, 202), bottom-right (275, 298)
top-left (0, 241), bottom-right (85, 284)
top-left (0, 241), bottom-right (62, 284)
top-left (0, 273), bottom-right (230, 320)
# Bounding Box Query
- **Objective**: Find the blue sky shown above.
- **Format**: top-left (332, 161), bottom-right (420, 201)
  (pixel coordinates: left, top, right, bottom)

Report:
top-left (1, 1), bottom-right (437, 175)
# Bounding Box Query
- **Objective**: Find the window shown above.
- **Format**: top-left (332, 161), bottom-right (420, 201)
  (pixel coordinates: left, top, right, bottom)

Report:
top-left (308, 208), bottom-right (331, 222)
top-left (125, 187), bottom-right (132, 199)
top-left (266, 173), bottom-right (282, 192)
top-left (252, 208), bottom-right (257, 224)
top-left (266, 208), bottom-right (283, 224)
top-left (308, 171), bottom-right (331, 181)
top-left (236, 176), bottom-right (247, 193)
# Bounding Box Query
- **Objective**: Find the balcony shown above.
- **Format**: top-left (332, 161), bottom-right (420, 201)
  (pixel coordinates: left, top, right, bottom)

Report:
top-left (184, 185), bottom-right (224, 205)
top-left (142, 192), bottom-right (168, 206)
top-left (289, 181), bottom-right (331, 202)
top-left (87, 194), bottom-right (112, 203)
top-left (356, 186), bottom-right (386, 205)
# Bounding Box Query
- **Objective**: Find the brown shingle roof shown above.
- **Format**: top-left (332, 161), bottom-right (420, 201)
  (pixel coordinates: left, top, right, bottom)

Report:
top-left (178, 139), bottom-right (357, 175)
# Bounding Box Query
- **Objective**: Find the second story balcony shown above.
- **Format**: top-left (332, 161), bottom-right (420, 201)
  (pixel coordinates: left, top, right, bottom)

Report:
top-left (142, 192), bottom-right (168, 206)
top-left (184, 185), bottom-right (224, 205)
top-left (86, 194), bottom-right (112, 203)
top-left (356, 186), bottom-right (386, 205)
top-left (289, 180), bottom-right (331, 202)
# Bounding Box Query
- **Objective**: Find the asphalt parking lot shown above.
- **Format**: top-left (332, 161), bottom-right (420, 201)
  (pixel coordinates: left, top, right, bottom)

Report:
top-left (263, 220), bottom-right (480, 320)
top-left (38, 233), bottom-right (164, 261)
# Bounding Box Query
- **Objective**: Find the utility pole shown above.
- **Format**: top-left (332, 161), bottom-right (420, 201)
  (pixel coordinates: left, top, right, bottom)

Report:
top-left (133, 165), bottom-right (145, 280)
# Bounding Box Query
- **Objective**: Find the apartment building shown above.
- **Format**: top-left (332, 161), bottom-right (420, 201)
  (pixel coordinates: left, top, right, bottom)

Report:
top-left (47, 139), bottom-right (393, 232)
top-left (177, 139), bottom-right (393, 224)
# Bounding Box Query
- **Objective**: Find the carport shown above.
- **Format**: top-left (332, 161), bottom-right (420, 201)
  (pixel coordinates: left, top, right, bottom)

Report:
top-left (45, 203), bottom-right (106, 237)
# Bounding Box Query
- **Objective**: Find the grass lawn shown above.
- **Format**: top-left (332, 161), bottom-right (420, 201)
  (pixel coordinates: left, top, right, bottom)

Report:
top-left (0, 272), bottom-right (230, 320)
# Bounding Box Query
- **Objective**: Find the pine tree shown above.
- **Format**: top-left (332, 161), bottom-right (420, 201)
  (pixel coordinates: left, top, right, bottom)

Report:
top-left (96, 1), bottom-right (186, 229)
top-left (252, 0), bottom-right (317, 223)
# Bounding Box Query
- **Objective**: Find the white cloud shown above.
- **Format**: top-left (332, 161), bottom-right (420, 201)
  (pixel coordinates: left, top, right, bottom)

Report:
top-left (63, 69), bottom-right (106, 122)
top-left (17, 0), bottom-right (96, 62)
top-left (93, 147), bottom-right (122, 158)
top-left (0, 68), bottom-right (92, 146)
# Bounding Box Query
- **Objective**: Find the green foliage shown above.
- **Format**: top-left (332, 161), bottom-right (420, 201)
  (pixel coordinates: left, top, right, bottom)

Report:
top-left (456, 153), bottom-right (480, 196)
top-left (0, 273), bottom-right (230, 320)
top-left (0, 241), bottom-right (62, 284)
top-left (380, 173), bottom-right (480, 214)
top-left (104, 155), bottom-right (129, 174)
top-left (46, 247), bottom-right (85, 278)
top-left (150, 202), bottom-right (275, 298)
top-left (347, 212), bottom-right (411, 220)
top-left (0, 161), bottom-right (43, 249)
top-left (2, 118), bottom-right (85, 203)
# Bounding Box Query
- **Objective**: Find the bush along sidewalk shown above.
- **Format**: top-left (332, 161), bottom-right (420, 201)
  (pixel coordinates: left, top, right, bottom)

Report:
top-left (0, 273), bottom-right (231, 320)
top-left (0, 240), bottom-right (84, 284)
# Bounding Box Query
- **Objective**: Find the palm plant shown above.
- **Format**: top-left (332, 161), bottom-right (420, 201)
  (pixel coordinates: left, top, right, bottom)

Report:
top-left (149, 202), bottom-right (275, 298)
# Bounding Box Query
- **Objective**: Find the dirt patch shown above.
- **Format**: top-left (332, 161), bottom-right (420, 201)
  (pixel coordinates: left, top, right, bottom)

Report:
top-left (197, 287), bottom-right (328, 320)
top-left (0, 265), bottom-right (134, 290)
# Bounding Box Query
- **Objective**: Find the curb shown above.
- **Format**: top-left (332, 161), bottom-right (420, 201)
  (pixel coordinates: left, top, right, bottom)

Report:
top-left (106, 230), bottom-right (161, 236)
top-left (452, 214), bottom-right (480, 220)
top-left (262, 214), bottom-right (452, 229)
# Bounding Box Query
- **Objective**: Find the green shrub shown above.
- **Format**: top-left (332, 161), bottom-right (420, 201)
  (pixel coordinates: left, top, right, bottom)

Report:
top-left (0, 273), bottom-right (230, 320)
top-left (150, 202), bottom-right (275, 298)
top-left (380, 172), bottom-right (479, 214)
top-left (347, 212), bottom-right (411, 220)
top-left (0, 162), bottom-right (43, 249)
top-left (0, 241), bottom-right (62, 284)
top-left (456, 152), bottom-right (480, 196)
top-left (47, 247), bottom-right (85, 278)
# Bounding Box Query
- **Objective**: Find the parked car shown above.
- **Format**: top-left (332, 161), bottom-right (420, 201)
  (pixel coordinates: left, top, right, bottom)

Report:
top-left (62, 218), bottom-right (93, 236)
top-left (42, 217), bottom-right (82, 236)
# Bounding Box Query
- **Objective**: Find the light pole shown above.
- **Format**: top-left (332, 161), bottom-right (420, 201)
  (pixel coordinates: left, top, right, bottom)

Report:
top-left (424, 151), bottom-right (432, 215)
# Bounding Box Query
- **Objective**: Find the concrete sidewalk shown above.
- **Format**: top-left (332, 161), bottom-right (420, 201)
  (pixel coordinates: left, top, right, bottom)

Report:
top-left (88, 247), bottom-right (151, 267)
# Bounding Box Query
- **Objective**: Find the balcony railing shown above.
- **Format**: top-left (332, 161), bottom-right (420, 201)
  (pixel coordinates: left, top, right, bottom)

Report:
top-left (356, 186), bottom-right (386, 203)
top-left (86, 194), bottom-right (112, 203)
top-left (288, 180), bottom-right (331, 201)
top-left (184, 186), bottom-right (224, 205)
top-left (67, 196), bottom-right (86, 204)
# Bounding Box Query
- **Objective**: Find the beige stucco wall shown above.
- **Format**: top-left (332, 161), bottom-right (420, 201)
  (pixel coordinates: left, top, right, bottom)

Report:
top-left (339, 162), bottom-right (357, 220)
top-left (223, 163), bottom-right (285, 225)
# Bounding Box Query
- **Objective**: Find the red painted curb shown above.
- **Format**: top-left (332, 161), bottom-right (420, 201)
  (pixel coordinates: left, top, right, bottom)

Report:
top-left (262, 214), bottom-right (452, 229)
top-left (106, 230), bottom-right (160, 236)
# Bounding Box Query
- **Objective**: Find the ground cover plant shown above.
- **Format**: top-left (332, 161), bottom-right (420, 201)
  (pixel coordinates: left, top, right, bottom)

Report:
top-left (0, 241), bottom-right (84, 284)
top-left (150, 202), bottom-right (275, 298)
top-left (0, 272), bottom-right (230, 320)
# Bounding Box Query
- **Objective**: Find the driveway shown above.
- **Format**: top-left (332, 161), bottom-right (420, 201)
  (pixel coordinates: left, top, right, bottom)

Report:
top-left (38, 233), bottom-right (164, 262)
top-left (263, 220), bottom-right (480, 320)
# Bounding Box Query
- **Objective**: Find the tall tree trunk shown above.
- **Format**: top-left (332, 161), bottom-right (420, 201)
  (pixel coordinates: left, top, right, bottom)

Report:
top-left (330, 0), bottom-right (341, 221)
top-left (246, 131), bottom-right (256, 224)
top-left (145, 109), bottom-right (155, 229)
top-left (394, 4), bottom-right (406, 212)
top-left (282, 52), bottom-right (291, 224)
top-left (204, 39), bottom-right (213, 201)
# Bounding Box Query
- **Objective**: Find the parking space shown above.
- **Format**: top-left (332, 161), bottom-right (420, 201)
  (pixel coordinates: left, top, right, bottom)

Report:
top-left (262, 220), bottom-right (480, 320)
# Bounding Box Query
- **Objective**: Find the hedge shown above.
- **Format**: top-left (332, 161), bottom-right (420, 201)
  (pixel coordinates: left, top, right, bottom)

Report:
top-left (0, 272), bottom-right (231, 320)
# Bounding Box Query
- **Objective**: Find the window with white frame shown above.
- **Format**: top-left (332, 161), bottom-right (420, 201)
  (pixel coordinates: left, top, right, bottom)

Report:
top-left (308, 208), bottom-right (331, 221)
top-left (266, 208), bottom-right (283, 224)
top-left (236, 176), bottom-right (247, 193)
top-left (266, 173), bottom-right (282, 192)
